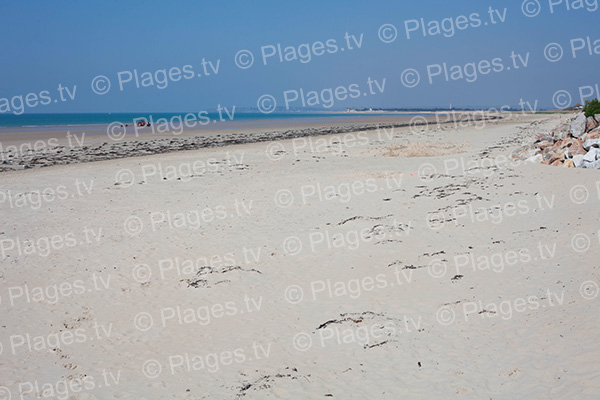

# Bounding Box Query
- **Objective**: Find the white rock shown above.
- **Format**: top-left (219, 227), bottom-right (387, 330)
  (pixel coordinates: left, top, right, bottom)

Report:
top-left (555, 130), bottom-right (569, 141)
top-left (584, 159), bottom-right (600, 169)
top-left (526, 154), bottom-right (543, 164)
top-left (582, 148), bottom-right (600, 162)
top-left (520, 149), bottom-right (540, 160)
top-left (570, 113), bottom-right (587, 138)
top-left (583, 139), bottom-right (600, 150)
top-left (573, 154), bottom-right (585, 168)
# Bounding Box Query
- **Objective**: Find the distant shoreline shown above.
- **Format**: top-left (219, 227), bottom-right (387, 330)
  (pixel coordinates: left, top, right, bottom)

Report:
top-left (0, 111), bottom-right (429, 131)
top-left (0, 109), bottom-right (563, 131)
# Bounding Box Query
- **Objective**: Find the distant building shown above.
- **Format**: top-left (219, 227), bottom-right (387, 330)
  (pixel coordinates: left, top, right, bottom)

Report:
top-left (574, 103), bottom-right (584, 109)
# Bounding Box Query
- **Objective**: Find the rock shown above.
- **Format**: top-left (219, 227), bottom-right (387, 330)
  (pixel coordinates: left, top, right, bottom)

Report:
top-left (565, 139), bottom-right (586, 156)
top-left (556, 148), bottom-right (569, 160)
top-left (552, 124), bottom-right (569, 141)
top-left (511, 146), bottom-right (529, 159)
top-left (586, 117), bottom-right (599, 133)
top-left (583, 138), bottom-right (600, 150)
top-left (519, 115), bottom-right (600, 170)
top-left (535, 140), bottom-right (554, 150)
top-left (534, 135), bottom-right (554, 143)
top-left (570, 113), bottom-right (587, 138)
top-left (582, 130), bottom-right (600, 142)
top-left (542, 142), bottom-right (562, 154)
top-left (583, 148), bottom-right (600, 163)
top-left (518, 148), bottom-right (540, 160)
top-left (526, 154), bottom-right (543, 163)
top-left (555, 131), bottom-right (569, 141)
top-left (584, 159), bottom-right (600, 169)
top-left (543, 152), bottom-right (555, 162)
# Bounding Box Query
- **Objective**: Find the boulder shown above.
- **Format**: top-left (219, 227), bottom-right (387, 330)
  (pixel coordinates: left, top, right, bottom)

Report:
top-left (567, 139), bottom-right (587, 156)
top-left (582, 148), bottom-right (600, 163)
top-left (583, 138), bottom-right (600, 150)
top-left (565, 138), bottom-right (585, 151)
top-left (534, 135), bottom-right (554, 143)
top-left (582, 129), bottom-right (600, 142)
top-left (535, 140), bottom-right (554, 150)
top-left (526, 154), bottom-right (543, 164)
top-left (586, 117), bottom-right (599, 133)
top-left (584, 159), bottom-right (600, 169)
top-left (570, 113), bottom-right (587, 138)
top-left (573, 154), bottom-right (585, 168)
top-left (543, 152), bottom-right (555, 162)
top-left (518, 148), bottom-right (540, 160)
top-left (511, 146), bottom-right (529, 159)
top-left (554, 130), bottom-right (569, 141)
top-left (548, 156), bottom-right (563, 165)
top-left (552, 124), bottom-right (569, 141)
top-left (560, 139), bottom-right (583, 158)
top-left (556, 147), bottom-right (569, 159)
top-left (563, 159), bottom-right (575, 168)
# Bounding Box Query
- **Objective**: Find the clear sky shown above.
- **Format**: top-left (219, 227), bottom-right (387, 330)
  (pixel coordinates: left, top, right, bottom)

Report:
top-left (0, 0), bottom-right (598, 113)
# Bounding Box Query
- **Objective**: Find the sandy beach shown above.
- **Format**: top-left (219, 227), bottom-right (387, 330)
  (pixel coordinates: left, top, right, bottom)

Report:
top-left (0, 112), bottom-right (501, 170)
top-left (1, 113), bottom-right (599, 399)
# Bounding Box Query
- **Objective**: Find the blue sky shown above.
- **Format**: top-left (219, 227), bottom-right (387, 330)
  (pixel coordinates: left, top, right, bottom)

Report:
top-left (0, 0), bottom-right (598, 112)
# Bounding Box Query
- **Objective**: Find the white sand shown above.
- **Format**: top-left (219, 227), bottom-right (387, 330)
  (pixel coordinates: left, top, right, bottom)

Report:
top-left (1, 114), bottom-right (599, 399)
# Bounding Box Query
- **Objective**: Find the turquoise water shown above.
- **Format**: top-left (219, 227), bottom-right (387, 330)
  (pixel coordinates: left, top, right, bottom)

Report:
top-left (0, 112), bottom-right (420, 129)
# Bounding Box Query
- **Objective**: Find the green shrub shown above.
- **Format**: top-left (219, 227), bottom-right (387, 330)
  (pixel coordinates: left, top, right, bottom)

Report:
top-left (584, 99), bottom-right (600, 118)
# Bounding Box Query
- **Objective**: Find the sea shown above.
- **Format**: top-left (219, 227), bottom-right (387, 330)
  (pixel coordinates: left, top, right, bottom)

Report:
top-left (0, 112), bottom-right (424, 132)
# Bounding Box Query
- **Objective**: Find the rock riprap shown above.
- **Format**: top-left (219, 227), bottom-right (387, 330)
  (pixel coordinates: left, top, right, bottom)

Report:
top-left (513, 113), bottom-right (600, 169)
